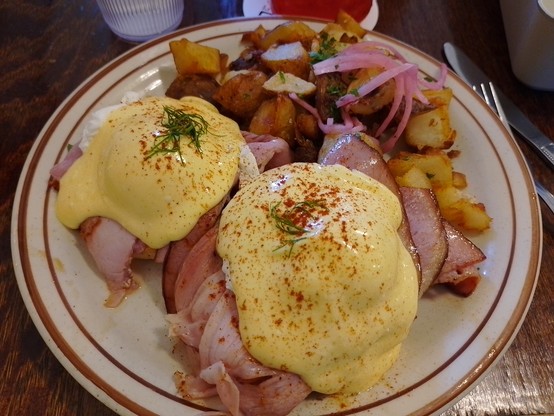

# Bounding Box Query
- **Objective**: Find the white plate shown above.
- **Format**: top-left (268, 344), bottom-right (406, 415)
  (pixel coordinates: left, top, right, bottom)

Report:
top-left (11, 17), bottom-right (542, 416)
top-left (242, 0), bottom-right (380, 30)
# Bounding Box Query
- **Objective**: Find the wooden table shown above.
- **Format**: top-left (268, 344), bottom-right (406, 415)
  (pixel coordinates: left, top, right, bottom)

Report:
top-left (1, 0), bottom-right (552, 414)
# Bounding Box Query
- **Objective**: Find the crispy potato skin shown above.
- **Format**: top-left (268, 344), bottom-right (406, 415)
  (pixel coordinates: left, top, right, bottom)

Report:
top-left (212, 71), bottom-right (270, 119)
top-left (165, 74), bottom-right (221, 106)
top-left (249, 94), bottom-right (297, 145)
top-left (261, 42), bottom-right (311, 80)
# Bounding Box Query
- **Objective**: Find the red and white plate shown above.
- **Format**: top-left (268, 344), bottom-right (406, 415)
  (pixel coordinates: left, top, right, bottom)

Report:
top-left (242, 0), bottom-right (380, 30)
top-left (11, 17), bottom-right (541, 416)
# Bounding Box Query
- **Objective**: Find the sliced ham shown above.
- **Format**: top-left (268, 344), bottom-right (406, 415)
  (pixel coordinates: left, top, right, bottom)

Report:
top-left (167, 270), bottom-right (226, 347)
top-left (165, 227), bottom-right (311, 416)
top-left (79, 216), bottom-right (138, 307)
top-left (242, 131), bottom-right (294, 171)
top-left (176, 289), bottom-right (311, 416)
top-left (435, 221), bottom-right (486, 295)
top-left (172, 225), bottom-right (224, 314)
top-left (164, 199), bottom-right (227, 313)
top-left (164, 130), bottom-right (487, 414)
top-left (49, 142), bottom-right (83, 183)
top-left (400, 187), bottom-right (448, 295)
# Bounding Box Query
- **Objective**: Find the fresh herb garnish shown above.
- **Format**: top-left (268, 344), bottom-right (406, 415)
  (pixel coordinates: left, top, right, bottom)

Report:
top-left (145, 105), bottom-right (208, 164)
top-left (347, 87), bottom-right (360, 97)
top-left (270, 200), bottom-right (327, 257)
top-left (326, 85), bottom-right (344, 97)
top-left (309, 32), bottom-right (338, 64)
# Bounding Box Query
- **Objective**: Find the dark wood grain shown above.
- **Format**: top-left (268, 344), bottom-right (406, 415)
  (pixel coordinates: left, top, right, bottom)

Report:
top-left (1, 0), bottom-right (552, 415)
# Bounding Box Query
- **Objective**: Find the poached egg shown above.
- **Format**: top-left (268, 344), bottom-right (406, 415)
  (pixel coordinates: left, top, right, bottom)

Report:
top-left (56, 95), bottom-right (244, 249)
top-left (216, 162), bottom-right (419, 395)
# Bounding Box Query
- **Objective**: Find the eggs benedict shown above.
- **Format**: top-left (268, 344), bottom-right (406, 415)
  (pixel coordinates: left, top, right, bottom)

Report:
top-left (56, 95), bottom-right (245, 249)
top-left (216, 162), bottom-right (419, 395)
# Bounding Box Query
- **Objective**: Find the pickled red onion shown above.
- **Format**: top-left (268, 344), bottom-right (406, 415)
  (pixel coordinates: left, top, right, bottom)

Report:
top-left (311, 41), bottom-right (448, 151)
top-left (289, 93), bottom-right (365, 135)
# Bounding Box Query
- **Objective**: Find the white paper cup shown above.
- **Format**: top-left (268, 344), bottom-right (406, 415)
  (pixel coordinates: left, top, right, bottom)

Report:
top-left (500, 0), bottom-right (554, 91)
top-left (96, 0), bottom-right (184, 42)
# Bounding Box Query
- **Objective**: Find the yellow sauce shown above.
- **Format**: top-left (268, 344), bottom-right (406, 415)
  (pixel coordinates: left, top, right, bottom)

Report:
top-left (56, 96), bottom-right (244, 249)
top-left (217, 162), bottom-right (418, 394)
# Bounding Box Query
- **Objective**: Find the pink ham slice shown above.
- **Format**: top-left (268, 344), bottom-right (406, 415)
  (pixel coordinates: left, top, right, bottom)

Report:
top-left (166, 230), bottom-right (311, 416)
top-left (79, 216), bottom-right (138, 307)
top-left (400, 187), bottom-right (448, 295)
top-left (435, 221), bottom-right (486, 296)
top-left (163, 199), bottom-right (227, 313)
top-left (172, 226), bottom-right (224, 314)
top-left (242, 131), bottom-right (294, 171)
top-left (49, 142), bottom-right (83, 183)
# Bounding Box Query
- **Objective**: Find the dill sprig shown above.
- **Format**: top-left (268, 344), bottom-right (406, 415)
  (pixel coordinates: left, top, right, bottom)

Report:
top-left (270, 200), bottom-right (327, 257)
top-left (145, 105), bottom-right (208, 163)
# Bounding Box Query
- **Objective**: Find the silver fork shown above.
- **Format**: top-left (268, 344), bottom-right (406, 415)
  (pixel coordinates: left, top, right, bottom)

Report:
top-left (477, 81), bottom-right (554, 215)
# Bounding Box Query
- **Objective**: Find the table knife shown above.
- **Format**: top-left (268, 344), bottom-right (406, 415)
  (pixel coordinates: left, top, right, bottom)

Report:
top-left (443, 42), bottom-right (554, 170)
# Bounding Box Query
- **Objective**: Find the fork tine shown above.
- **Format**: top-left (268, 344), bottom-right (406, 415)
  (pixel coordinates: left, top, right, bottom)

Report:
top-left (483, 82), bottom-right (508, 128)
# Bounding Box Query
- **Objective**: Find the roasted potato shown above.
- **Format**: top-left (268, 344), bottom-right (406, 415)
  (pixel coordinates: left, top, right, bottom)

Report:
top-left (213, 71), bottom-right (269, 118)
top-left (405, 105), bottom-right (455, 150)
top-left (295, 112), bottom-right (320, 141)
top-left (348, 69), bottom-right (396, 116)
top-left (434, 186), bottom-right (492, 231)
top-left (390, 150), bottom-right (491, 231)
top-left (249, 94), bottom-right (297, 145)
top-left (241, 24), bottom-right (267, 49)
top-left (452, 171), bottom-right (468, 189)
top-left (335, 9), bottom-right (367, 38)
top-left (263, 71), bottom-right (316, 96)
top-left (259, 21), bottom-right (318, 50)
top-left (405, 88), bottom-right (455, 150)
top-left (394, 166), bottom-right (433, 189)
top-left (423, 87), bottom-right (454, 107)
top-left (165, 74), bottom-right (220, 105)
top-left (387, 150), bottom-right (453, 187)
top-left (261, 41), bottom-right (311, 80)
top-left (169, 39), bottom-right (222, 75)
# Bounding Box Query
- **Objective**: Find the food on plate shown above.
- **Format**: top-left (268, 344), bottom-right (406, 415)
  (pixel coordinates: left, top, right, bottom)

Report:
top-left (217, 163), bottom-right (419, 394)
top-left (167, 14), bottom-right (491, 237)
top-left (50, 11), bottom-right (492, 416)
top-left (51, 95), bottom-right (245, 306)
top-left (170, 38), bottom-right (227, 75)
top-left (165, 131), bottom-right (486, 415)
top-left (388, 150), bottom-right (492, 231)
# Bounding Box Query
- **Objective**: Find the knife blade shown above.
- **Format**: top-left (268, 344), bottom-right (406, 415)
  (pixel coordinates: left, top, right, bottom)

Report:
top-left (443, 42), bottom-right (554, 170)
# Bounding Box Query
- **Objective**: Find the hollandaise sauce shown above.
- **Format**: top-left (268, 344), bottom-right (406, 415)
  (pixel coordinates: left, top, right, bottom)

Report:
top-left (217, 163), bottom-right (419, 395)
top-left (56, 96), bottom-right (244, 249)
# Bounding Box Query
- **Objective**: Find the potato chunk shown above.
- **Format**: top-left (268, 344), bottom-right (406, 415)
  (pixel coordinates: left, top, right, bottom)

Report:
top-left (169, 39), bottom-right (222, 75)
top-left (335, 9), bottom-right (367, 37)
top-left (261, 41), bottom-right (311, 80)
top-left (405, 105), bottom-right (455, 150)
top-left (213, 71), bottom-right (269, 118)
top-left (263, 71), bottom-right (316, 96)
top-left (259, 21), bottom-right (317, 50)
top-left (434, 186), bottom-right (492, 231)
top-left (249, 94), bottom-right (296, 145)
top-left (405, 88), bottom-right (456, 150)
top-left (387, 151), bottom-right (453, 187)
top-left (394, 166), bottom-right (433, 189)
